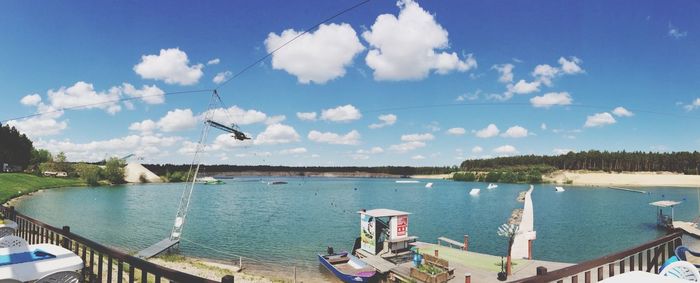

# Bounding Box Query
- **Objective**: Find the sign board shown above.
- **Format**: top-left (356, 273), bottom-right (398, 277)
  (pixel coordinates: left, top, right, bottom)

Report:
top-left (360, 214), bottom-right (376, 254)
top-left (390, 214), bottom-right (408, 240)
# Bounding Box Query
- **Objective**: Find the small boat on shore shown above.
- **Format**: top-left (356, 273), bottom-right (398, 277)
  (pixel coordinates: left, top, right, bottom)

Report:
top-left (469, 188), bottom-right (480, 196)
top-left (488, 183), bottom-right (498, 189)
top-left (555, 186), bottom-right (565, 192)
top-left (396, 180), bottom-right (419, 183)
top-left (318, 251), bottom-right (376, 283)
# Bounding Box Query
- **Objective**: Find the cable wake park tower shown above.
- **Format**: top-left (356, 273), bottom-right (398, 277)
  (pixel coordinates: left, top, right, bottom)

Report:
top-left (137, 90), bottom-right (250, 259)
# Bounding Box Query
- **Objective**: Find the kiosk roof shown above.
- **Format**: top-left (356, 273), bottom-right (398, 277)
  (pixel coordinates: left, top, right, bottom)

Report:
top-left (358, 208), bottom-right (410, 217)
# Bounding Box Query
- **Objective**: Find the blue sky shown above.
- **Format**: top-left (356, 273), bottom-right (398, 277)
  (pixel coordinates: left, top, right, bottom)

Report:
top-left (1, 0), bottom-right (699, 166)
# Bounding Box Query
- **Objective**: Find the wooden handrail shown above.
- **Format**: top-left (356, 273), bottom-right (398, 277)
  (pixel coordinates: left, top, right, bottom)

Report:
top-left (5, 206), bottom-right (222, 283)
top-left (510, 229), bottom-right (684, 283)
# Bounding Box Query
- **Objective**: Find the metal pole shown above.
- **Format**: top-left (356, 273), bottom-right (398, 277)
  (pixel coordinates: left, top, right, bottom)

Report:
top-left (293, 267), bottom-right (297, 283)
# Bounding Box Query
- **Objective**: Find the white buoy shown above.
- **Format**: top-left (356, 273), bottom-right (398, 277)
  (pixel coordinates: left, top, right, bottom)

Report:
top-left (555, 186), bottom-right (565, 192)
top-left (469, 188), bottom-right (480, 196)
top-left (487, 183), bottom-right (498, 189)
top-left (425, 182), bottom-right (433, 188)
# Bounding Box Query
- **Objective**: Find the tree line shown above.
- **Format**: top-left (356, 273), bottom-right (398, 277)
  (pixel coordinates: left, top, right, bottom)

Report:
top-left (0, 123), bottom-right (32, 169)
top-left (145, 164), bottom-right (456, 177)
top-left (460, 150), bottom-right (700, 175)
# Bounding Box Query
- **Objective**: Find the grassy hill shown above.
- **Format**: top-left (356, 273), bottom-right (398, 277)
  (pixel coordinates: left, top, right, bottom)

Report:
top-left (0, 173), bottom-right (85, 203)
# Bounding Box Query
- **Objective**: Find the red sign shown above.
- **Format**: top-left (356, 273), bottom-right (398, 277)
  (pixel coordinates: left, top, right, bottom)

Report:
top-left (397, 215), bottom-right (408, 236)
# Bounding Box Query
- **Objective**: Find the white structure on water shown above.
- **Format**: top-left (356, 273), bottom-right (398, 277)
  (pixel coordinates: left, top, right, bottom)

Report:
top-left (512, 185), bottom-right (536, 259)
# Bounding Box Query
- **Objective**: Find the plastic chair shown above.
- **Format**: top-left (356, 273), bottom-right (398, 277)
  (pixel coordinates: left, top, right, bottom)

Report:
top-left (35, 271), bottom-right (82, 283)
top-left (0, 227), bottom-right (14, 238)
top-left (676, 246), bottom-right (700, 267)
top-left (659, 261), bottom-right (700, 281)
top-left (0, 235), bottom-right (27, 249)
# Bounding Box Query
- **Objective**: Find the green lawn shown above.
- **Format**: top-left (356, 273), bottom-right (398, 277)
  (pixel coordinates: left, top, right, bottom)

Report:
top-left (418, 244), bottom-right (523, 272)
top-left (0, 173), bottom-right (85, 203)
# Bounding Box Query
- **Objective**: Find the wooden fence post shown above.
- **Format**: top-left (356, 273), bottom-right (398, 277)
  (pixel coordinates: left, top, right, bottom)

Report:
top-left (464, 272), bottom-right (471, 283)
top-left (221, 275), bottom-right (234, 283)
top-left (464, 235), bottom-right (469, 252)
top-left (536, 266), bottom-right (547, 276)
top-left (61, 226), bottom-right (71, 249)
top-left (8, 206), bottom-right (15, 221)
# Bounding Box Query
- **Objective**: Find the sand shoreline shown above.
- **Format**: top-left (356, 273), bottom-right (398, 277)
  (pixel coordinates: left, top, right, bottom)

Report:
top-left (545, 170), bottom-right (700, 188)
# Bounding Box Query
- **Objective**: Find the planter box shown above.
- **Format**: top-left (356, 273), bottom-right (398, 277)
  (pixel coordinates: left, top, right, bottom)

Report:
top-left (410, 267), bottom-right (450, 283)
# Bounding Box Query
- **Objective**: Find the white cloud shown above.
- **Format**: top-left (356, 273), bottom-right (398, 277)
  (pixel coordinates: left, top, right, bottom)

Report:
top-left (541, 123), bottom-right (547, 130)
top-left (129, 119), bottom-right (157, 133)
top-left (475, 124), bottom-right (499, 138)
top-left (668, 23), bottom-right (688, 39)
top-left (207, 58), bottom-right (220, 65)
top-left (558, 57), bottom-right (584, 75)
top-left (612, 106), bottom-right (634, 117)
top-left (684, 98), bottom-right (700, 111)
top-left (308, 130), bottom-right (361, 145)
top-left (279, 147), bottom-right (307, 155)
top-left (446, 127), bottom-right (466, 135)
top-left (553, 148), bottom-right (574, 155)
top-left (456, 90), bottom-right (480, 101)
top-left (122, 83), bottom-right (165, 104)
top-left (584, 112), bottom-right (617, 128)
top-left (20, 94), bottom-right (42, 106)
top-left (203, 106), bottom-right (268, 125)
top-left (532, 64), bottom-right (559, 86)
top-left (357, 146), bottom-right (384, 154)
top-left (157, 108), bottom-right (198, 132)
top-left (411, 155), bottom-right (426, 160)
top-left (492, 64), bottom-right (514, 83)
top-left (530, 92), bottom-right (573, 108)
top-left (369, 114), bottom-right (397, 129)
top-left (254, 123), bottom-right (300, 145)
top-left (7, 115), bottom-right (67, 137)
top-left (38, 134), bottom-right (182, 162)
top-left (362, 0), bottom-right (476, 81)
top-left (212, 133), bottom-right (253, 149)
top-left (471, 146), bottom-right (483, 154)
top-left (133, 48), bottom-right (204, 85)
top-left (296, 112), bottom-right (318, 121)
top-left (265, 115), bottom-right (286, 125)
top-left (213, 71), bottom-right (232, 84)
top-left (493, 145), bottom-right (518, 155)
top-left (507, 80), bottom-right (540, 95)
top-left (389, 141), bottom-right (426, 153)
top-left (320, 104), bottom-right (361, 122)
top-left (265, 23), bottom-right (364, 84)
top-left (401, 133), bottom-right (434, 142)
top-left (501, 126), bottom-right (528, 138)
top-left (47, 81), bottom-right (122, 114)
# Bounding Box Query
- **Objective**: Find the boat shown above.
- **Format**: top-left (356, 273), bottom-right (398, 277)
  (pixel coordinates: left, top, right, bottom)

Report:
top-left (395, 180), bottom-right (419, 184)
top-left (196, 176), bottom-right (225, 185)
top-left (469, 188), bottom-right (480, 196)
top-left (488, 183), bottom-right (498, 189)
top-left (318, 251), bottom-right (376, 283)
top-left (268, 181), bottom-right (288, 185)
top-left (425, 182), bottom-right (433, 188)
top-left (555, 186), bottom-right (565, 192)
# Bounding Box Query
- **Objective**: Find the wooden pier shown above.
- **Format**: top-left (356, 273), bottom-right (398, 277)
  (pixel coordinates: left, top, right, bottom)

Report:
top-left (609, 186), bottom-right (647, 194)
top-left (137, 238), bottom-right (180, 259)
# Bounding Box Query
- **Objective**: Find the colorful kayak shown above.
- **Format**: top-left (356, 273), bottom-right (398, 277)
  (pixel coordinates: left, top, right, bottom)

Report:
top-left (318, 251), bottom-right (376, 283)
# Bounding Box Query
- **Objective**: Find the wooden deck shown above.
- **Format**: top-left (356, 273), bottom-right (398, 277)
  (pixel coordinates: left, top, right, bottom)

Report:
top-left (437, 237), bottom-right (465, 249)
top-left (137, 238), bottom-right (180, 259)
top-left (355, 249), bottom-right (397, 273)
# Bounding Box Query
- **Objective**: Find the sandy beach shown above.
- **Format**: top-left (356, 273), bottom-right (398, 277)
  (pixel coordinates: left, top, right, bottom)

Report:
top-left (545, 171), bottom-right (700, 187)
top-left (410, 173), bottom-right (454, 179)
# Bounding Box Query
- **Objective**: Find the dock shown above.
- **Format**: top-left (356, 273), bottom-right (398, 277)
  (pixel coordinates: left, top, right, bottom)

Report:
top-left (137, 238), bottom-right (179, 259)
top-left (609, 186), bottom-right (647, 194)
top-left (355, 249), bottom-right (397, 273)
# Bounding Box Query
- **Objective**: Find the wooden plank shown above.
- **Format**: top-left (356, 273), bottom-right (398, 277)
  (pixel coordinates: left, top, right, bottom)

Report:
top-left (137, 238), bottom-right (180, 259)
top-left (437, 237), bottom-right (465, 248)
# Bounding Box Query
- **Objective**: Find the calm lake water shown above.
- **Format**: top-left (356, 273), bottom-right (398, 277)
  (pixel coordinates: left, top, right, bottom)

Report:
top-left (13, 178), bottom-right (700, 278)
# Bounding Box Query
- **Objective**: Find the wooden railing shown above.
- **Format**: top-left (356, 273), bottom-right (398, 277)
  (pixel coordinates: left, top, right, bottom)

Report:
top-left (511, 229), bottom-right (684, 283)
top-left (2, 206), bottom-right (235, 283)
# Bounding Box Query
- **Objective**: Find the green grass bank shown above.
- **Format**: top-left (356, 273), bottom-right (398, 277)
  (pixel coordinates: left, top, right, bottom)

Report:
top-left (0, 173), bottom-right (86, 203)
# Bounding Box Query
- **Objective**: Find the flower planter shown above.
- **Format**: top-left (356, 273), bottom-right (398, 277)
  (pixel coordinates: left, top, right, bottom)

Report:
top-left (410, 266), bottom-right (450, 283)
